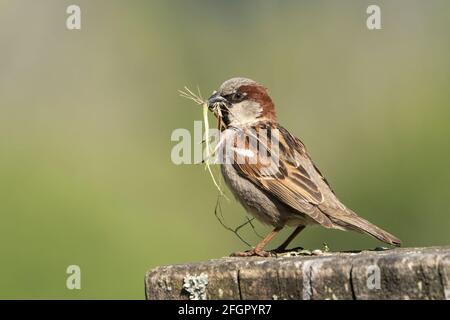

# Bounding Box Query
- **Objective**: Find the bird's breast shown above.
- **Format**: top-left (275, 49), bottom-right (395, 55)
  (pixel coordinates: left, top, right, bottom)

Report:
top-left (220, 163), bottom-right (285, 227)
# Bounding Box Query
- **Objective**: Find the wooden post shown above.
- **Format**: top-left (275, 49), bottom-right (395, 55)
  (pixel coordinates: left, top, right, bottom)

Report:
top-left (145, 246), bottom-right (450, 300)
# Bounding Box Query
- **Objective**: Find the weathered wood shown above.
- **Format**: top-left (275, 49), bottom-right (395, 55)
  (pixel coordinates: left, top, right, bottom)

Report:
top-left (145, 246), bottom-right (450, 300)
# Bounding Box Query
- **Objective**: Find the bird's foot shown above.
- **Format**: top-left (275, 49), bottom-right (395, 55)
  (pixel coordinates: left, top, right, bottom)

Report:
top-left (230, 248), bottom-right (274, 257)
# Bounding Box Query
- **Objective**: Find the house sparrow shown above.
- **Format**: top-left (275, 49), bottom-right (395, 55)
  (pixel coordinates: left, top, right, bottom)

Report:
top-left (206, 77), bottom-right (401, 257)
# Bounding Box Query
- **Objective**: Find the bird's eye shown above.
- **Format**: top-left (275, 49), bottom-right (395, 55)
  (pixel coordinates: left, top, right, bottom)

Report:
top-left (232, 92), bottom-right (245, 101)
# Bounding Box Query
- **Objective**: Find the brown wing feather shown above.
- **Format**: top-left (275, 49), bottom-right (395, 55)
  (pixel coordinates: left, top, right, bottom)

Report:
top-left (226, 123), bottom-right (401, 244)
top-left (230, 123), bottom-right (334, 227)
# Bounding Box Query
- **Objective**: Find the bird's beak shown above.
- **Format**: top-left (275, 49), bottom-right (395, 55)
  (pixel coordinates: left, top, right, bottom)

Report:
top-left (207, 92), bottom-right (228, 110)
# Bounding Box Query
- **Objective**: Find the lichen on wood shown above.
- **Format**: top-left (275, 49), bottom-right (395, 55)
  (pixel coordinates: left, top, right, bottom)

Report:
top-left (145, 246), bottom-right (450, 300)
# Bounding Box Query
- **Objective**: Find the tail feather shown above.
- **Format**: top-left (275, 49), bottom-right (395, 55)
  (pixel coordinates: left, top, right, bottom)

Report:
top-left (332, 213), bottom-right (401, 246)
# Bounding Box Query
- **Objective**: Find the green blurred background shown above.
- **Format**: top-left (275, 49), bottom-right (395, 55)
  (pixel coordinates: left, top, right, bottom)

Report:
top-left (0, 0), bottom-right (449, 299)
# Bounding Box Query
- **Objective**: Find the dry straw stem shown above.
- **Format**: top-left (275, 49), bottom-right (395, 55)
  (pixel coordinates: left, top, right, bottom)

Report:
top-left (179, 86), bottom-right (263, 247)
top-left (179, 86), bottom-right (226, 198)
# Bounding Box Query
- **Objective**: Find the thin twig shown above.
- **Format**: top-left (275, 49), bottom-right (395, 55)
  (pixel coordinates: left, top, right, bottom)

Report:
top-left (214, 195), bottom-right (253, 248)
top-left (213, 194), bottom-right (265, 246)
top-left (245, 216), bottom-right (264, 239)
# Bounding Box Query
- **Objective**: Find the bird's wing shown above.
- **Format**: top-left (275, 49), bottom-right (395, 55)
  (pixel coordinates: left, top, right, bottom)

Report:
top-left (229, 123), bottom-right (334, 227)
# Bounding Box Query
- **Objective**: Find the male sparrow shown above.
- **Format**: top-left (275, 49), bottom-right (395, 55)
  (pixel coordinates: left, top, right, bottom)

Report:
top-left (206, 77), bottom-right (401, 257)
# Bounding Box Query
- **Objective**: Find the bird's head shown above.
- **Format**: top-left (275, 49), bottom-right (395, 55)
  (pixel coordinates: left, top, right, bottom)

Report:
top-left (207, 77), bottom-right (276, 128)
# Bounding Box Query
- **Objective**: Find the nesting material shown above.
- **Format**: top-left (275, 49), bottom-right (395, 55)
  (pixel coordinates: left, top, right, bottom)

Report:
top-left (179, 87), bottom-right (226, 197)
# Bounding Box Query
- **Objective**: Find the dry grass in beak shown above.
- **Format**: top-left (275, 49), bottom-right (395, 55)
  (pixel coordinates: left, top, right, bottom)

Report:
top-left (179, 86), bottom-right (227, 198)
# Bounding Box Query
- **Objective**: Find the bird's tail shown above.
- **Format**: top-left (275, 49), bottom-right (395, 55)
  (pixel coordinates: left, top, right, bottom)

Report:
top-left (335, 213), bottom-right (401, 246)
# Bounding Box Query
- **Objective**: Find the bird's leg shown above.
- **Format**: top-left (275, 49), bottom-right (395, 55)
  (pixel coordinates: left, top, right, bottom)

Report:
top-left (231, 226), bottom-right (282, 257)
top-left (273, 225), bottom-right (305, 253)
